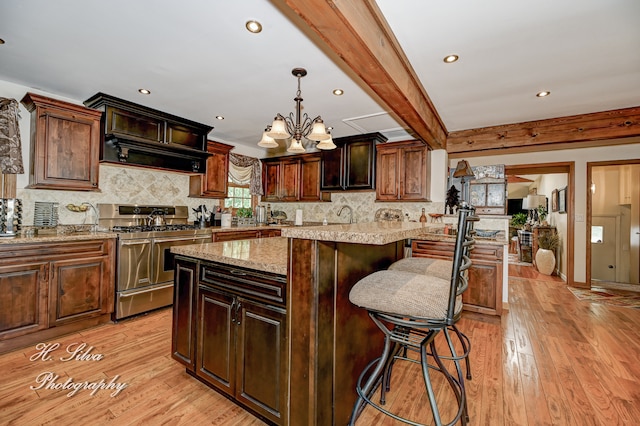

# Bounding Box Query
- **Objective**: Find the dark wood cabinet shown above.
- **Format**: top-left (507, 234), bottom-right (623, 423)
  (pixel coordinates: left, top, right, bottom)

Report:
top-left (376, 140), bottom-right (429, 201)
top-left (83, 93), bottom-right (212, 173)
top-left (0, 239), bottom-right (115, 353)
top-left (189, 140), bottom-right (233, 198)
top-left (320, 132), bottom-right (385, 191)
top-left (49, 255), bottom-right (112, 327)
top-left (0, 262), bottom-right (48, 340)
top-left (172, 258), bottom-right (198, 371)
top-left (21, 93), bottom-right (102, 191)
top-left (172, 258), bottom-right (288, 425)
top-left (411, 239), bottom-right (503, 316)
top-left (262, 154), bottom-right (327, 202)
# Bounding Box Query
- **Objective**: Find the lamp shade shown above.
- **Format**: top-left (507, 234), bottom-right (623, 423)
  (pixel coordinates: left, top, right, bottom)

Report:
top-left (315, 133), bottom-right (336, 150)
top-left (287, 139), bottom-right (306, 153)
top-left (258, 127), bottom-right (278, 148)
top-left (267, 117), bottom-right (290, 139)
top-left (526, 194), bottom-right (546, 209)
top-left (453, 160), bottom-right (475, 178)
top-left (307, 118), bottom-right (330, 141)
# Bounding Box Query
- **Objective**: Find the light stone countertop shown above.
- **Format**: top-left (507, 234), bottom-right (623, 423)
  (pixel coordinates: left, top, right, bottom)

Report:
top-left (280, 221), bottom-right (434, 245)
top-left (171, 237), bottom-right (288, 275)
top-left (0, 231), bottom-right (117, 245)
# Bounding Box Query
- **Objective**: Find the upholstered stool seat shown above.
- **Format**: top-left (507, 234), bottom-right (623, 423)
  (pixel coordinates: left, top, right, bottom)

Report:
top-left (350, 270), bottom-right (462, 319)
top-left (388, 257), bottom-right (453, 280)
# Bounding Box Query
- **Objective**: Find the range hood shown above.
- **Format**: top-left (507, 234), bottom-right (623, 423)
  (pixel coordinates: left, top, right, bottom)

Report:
top-left (84, 93), bottom-right (213, 173)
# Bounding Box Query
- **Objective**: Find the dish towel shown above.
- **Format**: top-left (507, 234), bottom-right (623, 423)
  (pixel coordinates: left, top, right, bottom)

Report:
top-left (0, 97), bottom-right (25, 174)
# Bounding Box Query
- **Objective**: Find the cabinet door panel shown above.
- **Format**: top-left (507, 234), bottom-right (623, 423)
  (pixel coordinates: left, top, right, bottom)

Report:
top-left (197, 287), bottom-right (235, 394)
top-left (320, 146), bottom-right (344, 190)
top-left (464, 262), bottom-right (498, 310)
top-left (108, 107), bottom-right (163, 142)
top-left (43, 112), bottom-right (93, 181)
top-left (172, 259), bottom-right (197, 370)
top-left (262, 161), bottom-right (281, 201)
top-left (345, 141), bottom-right (375, 190)
top-left (280, 159), bottom-right (300, 201)
top-left (300, 156), bottom-right (322, 201)
top-left (0, 263), bottom-right (48, 339)
top-left (399, 147), bottom-right (427, 200)
top-left (49, 256), bottom-right (109, 326)
top-left (376, 149), bottom-right (399, 200)
top-left (236, 299), bottom-right (287, 423)
top-left (167, 123), bottom-right (202, 149)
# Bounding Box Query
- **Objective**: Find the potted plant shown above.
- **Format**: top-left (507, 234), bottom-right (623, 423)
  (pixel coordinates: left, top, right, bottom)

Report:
top-left (510, 212), bottom-right (527, 229)
top-left (536, 233), bottom-right (559, 275)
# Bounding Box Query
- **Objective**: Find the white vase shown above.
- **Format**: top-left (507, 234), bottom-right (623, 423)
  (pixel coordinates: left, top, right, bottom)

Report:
top-left (535, 248), bottom-right (555, 275)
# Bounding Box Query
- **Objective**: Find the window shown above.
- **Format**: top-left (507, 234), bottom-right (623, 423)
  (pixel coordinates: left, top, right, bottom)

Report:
top-left (224, 183), bottom-right (256, 211)
top-left (591, 225), bottom-right (604, 244)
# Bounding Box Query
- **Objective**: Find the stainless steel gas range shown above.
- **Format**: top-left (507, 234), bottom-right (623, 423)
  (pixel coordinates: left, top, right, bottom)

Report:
top-left (98, 204), bottom-right (211, 320)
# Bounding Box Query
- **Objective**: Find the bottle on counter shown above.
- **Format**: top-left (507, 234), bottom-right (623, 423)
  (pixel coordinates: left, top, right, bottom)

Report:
top-left (419, 208), bottom-right (427, 223)
top-left (323, 217), bottom-right (328, 226)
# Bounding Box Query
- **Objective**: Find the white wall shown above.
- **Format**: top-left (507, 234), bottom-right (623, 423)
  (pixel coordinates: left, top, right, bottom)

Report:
top-left (455, 141), bottom-right (640, 284)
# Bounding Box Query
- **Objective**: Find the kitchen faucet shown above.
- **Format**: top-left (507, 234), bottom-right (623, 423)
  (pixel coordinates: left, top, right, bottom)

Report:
top-left (81, 202), bottom-right (99, 231)
top-left (337, 205), bottom-right (354, 224)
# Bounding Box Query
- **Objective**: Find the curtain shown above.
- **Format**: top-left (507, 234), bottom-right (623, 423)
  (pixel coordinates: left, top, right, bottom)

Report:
top-left (229, 153), bottom-right (263, 196)
top-left (0, 98), bottom-right (25, 174)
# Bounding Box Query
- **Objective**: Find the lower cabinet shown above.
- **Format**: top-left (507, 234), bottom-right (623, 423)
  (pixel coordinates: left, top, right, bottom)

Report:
top-left (0, 239), bottom-right (115, 353)
top-left (172, 257), bottom-right (288, 425)
top-left (411, 239), bottom-right (503, 316)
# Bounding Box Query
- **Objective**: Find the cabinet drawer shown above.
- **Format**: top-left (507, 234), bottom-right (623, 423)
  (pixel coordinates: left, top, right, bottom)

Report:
top-left (0, 240), bottom-right (111, 265)
top-left (212, 230), bottom-right (261, 242)
top-left (200, 262), bottom-right (286, 306)
top-left (412, 240), bottom-right (502, 262)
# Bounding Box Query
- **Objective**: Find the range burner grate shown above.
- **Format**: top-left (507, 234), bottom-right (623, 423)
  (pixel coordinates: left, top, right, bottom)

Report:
top-left (112, 224), bottom-right (200, 233)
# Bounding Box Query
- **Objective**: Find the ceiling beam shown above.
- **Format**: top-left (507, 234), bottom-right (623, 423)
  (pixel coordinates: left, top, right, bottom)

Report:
top-left (447, 106), bottom-right (640, 156)
top-left (278, 0), bottom-right (447, 150)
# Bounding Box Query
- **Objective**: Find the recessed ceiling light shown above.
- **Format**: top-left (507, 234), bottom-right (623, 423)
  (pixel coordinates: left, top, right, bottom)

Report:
top-left (215, 115), bottom-right (224, 120)
top-left (443, 54), bottom-right (459, 63)
top-left (138, 88), bottom-right (151, 95)
top-left (0, 38), bottom-right (5, 45)
top-left (246, 20), bottom-right (262, 34)
top-left (536, 91), bottom-right (551, 97)
top-left (332, 89), bottom-right (344, 96)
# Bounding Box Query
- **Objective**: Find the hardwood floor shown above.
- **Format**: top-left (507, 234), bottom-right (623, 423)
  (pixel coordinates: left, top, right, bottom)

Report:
top-left (2, 266), bottom-right (639, 425)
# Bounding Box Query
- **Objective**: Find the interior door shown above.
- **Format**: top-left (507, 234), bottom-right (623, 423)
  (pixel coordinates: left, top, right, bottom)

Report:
top-left (591, 216), bottom-right (617, 282)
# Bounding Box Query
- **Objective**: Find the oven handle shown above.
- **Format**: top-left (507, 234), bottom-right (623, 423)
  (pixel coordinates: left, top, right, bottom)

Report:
top-left (153, 236), bottom-right (211, 244)
top-left (120, 239), bottom-right (152, 245)
top-left (120, 282), bottom-right (174, 296)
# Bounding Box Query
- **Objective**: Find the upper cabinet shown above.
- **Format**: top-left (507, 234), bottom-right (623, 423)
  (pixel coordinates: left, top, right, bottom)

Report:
top-left (83, 93), bottom-right (212, 173)
top-left (262, 153), bottom-right (328, 202)
top-left (320, 132), bottom-right (386, 191)
top-left (376, 140), bottom-right (429, 201)
top-left (189, 141), bottom-right (233, 199)
top-left (21, 93), bottom-right (102, 191)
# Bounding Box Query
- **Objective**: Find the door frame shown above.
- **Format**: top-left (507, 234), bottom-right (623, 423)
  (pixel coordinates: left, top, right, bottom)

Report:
top-left (587, 159), bottom-right (640, 287)
top-left (505, 162), bottom-right (575, 285)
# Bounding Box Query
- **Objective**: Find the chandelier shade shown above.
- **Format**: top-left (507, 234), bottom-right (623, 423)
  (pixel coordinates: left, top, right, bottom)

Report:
top-left (259, 67), bottom-right (334, 152)
top-left (258, 126), bottom-right (278, 148)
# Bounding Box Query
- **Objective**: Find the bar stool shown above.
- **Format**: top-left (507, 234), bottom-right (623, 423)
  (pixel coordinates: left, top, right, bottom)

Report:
top-left (348, 206), bottom-right (477, 425)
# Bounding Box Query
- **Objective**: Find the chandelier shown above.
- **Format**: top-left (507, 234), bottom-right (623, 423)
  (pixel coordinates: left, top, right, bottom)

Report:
top-left (258, 67), bottom-right (336, 153)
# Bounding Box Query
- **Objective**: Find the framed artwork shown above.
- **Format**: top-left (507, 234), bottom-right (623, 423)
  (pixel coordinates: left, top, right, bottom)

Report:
top-left (551, 189), bottom-right (559, 212)
top-left (558, 186), bottom-right (567, 214)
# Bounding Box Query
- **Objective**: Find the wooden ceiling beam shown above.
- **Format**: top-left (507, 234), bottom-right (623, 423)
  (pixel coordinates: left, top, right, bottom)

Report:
top-left (278, 0), bottom-right (447, 150)
top-left (447, 106), bottom-right (640, 156)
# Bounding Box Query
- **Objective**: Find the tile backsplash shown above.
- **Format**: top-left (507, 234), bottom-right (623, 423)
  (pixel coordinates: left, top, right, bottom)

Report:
top-left (17, 164), bottom-right (221, 226)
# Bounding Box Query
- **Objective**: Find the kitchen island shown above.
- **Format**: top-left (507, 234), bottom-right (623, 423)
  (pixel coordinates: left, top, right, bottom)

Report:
top-left (170, 221), bottom-right (431, 426)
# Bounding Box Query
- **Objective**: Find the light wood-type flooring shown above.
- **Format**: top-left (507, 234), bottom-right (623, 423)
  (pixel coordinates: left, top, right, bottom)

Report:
top-left (1, 264), bottom-right (639, 425)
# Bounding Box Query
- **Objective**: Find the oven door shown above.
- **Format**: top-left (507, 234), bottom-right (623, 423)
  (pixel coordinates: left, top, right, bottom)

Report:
top-left (151, 235), bottom-right (210, 285)
top-left (117, 238), bottom-right (152, 291)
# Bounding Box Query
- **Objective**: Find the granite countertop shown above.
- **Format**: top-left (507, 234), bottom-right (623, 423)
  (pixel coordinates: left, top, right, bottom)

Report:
top-left (208, 222), bottom-right (326, 233)
top-left (280, 221), bottom-right (433, 245)
top-left (171, 237), bottom-right (288, 275)
top-left (0, 231), bottom-right (117, 245)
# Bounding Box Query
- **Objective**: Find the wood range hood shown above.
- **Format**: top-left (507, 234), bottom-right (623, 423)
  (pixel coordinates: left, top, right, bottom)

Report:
top-left (84, 93), bottom-right (213, 174)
